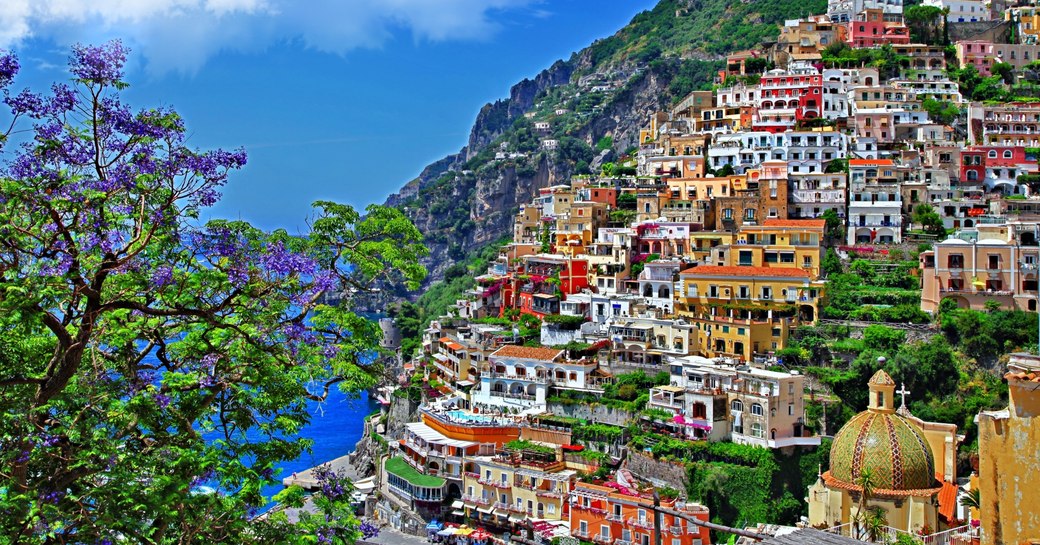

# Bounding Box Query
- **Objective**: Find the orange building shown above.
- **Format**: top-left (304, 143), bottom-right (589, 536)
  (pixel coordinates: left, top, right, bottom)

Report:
top-left (570, 481), bottom-right (712, 545)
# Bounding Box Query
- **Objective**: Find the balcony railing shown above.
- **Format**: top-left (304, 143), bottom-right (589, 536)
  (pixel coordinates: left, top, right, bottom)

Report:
top-left (629, 518), bottom-right (654, 530)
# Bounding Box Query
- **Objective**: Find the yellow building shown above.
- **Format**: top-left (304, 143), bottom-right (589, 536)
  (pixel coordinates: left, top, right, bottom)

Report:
top-left (715, 219), bottom-right (826, 278)
top-left (976, 352), bottom-right (1040, 545)
top-left (555, 201), bottom-right (607, 256)
top-left (676, 265), bottom-right (823, 360)
top-left (808, 370), bottom-right (960, 536)
top-left (461, 444), bottom-right (574, 527)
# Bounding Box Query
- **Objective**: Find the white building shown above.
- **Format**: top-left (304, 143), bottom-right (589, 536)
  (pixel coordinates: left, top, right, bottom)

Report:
top-left (828, 0), bottom-right (903, 22)
top-left (923, 0), bottom-right (989, 22)
top-left (848, 159), bottom-right (903, 244)
top-left (473, 345), bottom-right (598, 411)
top-left (789, 172), bottom-right (849, 220)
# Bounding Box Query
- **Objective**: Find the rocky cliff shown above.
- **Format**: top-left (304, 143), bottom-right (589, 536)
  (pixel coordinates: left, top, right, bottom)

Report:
top-left (382, 0), bottom-right (826, 297)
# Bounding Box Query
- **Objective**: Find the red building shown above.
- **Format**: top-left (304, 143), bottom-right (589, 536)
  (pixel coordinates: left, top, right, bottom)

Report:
top-left (515, 255), bottom-right (589, 318)
top-left (846, 9), bottom-right (910, 48)
top-left (570, 481), bottom-right (712, 545)
top-left (754, 63), bottom-right (823, 133)
top-left (584, 186), bottom-right (618, 208)
top-left (960, 150), bottom-right (985, 184)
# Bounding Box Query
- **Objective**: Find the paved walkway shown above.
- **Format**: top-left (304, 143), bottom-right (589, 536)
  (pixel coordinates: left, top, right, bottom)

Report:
top-left (366, 527), bottom-right (430, 545)
top-left (283, 453), bottom-right (366, 489)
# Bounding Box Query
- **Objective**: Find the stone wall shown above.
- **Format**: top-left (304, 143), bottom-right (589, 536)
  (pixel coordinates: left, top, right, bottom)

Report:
top-left (625, 450), bottom-right (689, 491)
top-left (541, 324), bottom-right (580, 346)
top-left (547, 401), bottom-right (638, 427)
top-left (387, 395), bottom-right (420, 440)
top-left (948, 20), bottom-right (1011, 43)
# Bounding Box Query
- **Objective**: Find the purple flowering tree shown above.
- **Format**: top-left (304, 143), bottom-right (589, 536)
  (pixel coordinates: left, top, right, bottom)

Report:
top-left (0, 42), bottom-right (426, 543)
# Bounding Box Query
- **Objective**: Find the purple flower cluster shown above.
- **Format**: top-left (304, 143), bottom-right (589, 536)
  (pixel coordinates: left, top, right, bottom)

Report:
top-left (312, 464), bottom-right (349, 501)
top-left (0, 51), bottom-right (18, 88)
top-left (150, 265), bottom-right (174, 288)
top-left (153, 392), bottom-right (171, 409)
top-left (70, 41), bottom-right (128, 86)
top-left (359, 521), bottom-right (380, 540)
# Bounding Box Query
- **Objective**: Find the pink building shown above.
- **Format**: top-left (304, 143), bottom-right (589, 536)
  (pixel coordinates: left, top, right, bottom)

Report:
top-left (846, 9), bottom-right (910, 47)
top-left (955, 40), bottom-right (994, 76)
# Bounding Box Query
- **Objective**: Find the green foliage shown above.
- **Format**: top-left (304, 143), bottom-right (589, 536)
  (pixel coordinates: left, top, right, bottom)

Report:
top-left (822, 248), bottom-right (843, 276)
top-left (991, 62), bottom-right (1015, 86)
top-left (587, 0), bottom-right (825, 67)
top-left (573, 423), bottom-right (625, 443)
top-left (903, 5), bottom-right (946, 45)
top-left (414, 237), bottom-right (509, 331)
top-left (596, 135), bottom-right (614, 152)
top-left (922, 98), bottom-right (961, 126)
top-left (821, 209), bottom-right (845, 243)
top-left (505, 439), bottom-right (556, 455)
top-left (824, 158), bottom-right (849, 174)
top-left (0, 46), bottom-right (428, 541)
top-left (543, 314), bottom-right (587, 330)
top-left (388, 302), bottom-right (423, 358)
top-left (862, 325), bottom-right (907, 353)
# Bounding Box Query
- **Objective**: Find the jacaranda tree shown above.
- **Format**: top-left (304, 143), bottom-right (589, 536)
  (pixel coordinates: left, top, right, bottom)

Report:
top-left (0, 41), bottom-right (427, 543)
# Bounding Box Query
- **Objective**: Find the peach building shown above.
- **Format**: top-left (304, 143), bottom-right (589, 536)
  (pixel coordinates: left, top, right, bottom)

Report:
top-left (919, 224), bottom-right (1040, 313)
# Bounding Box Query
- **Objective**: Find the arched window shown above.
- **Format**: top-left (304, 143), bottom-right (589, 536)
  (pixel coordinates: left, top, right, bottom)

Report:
top-left (750, 422), bottom-right (764, 438)
top-left (989, 150), bottom-right (998, 158)
top-left (967, 170), bottom-right (978, 181)
top-left (751, 403), bottom-right (764, 416)
top-left (731, 399), bottom-right (744, 412)
top-left (1004, 150), bottom-right (1014, 159)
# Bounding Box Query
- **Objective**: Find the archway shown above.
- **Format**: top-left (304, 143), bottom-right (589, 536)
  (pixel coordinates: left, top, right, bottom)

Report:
top-left (658, 285), bottom-right (670, 298)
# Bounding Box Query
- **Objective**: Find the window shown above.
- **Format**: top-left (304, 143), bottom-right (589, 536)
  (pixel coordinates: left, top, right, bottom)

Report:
top-left (750, 422), bottom-right (764, 438)
top-left (948, 254), bottom-right (964, 268)
top-left (789, 404), bottom-right (794, 416)
top-left (989, 150), bottom-right (998, 158)
top-left (601, 525), bottom-right (611, 539)
top-left (751, 403), bottom-right (764, 416)
top-left (731, 399), bottom-right (744, 412)
top-left (762, 286), bottom-right (773, 299)
top-left (803, 256), bottom-right (813, 267)
top-left (548, 503), bottom-right (556, 514)
top-left (580, 521), bottom-right (588, 534)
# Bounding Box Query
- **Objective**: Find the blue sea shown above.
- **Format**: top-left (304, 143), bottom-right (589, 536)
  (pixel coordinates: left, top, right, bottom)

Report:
top-left (262, 387), bottom-right (378, 503)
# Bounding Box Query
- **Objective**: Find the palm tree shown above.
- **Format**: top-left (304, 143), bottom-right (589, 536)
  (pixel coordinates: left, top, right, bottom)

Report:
top-left (960, 488), bottom-right (981, 514)
top-left (853, 468), bottom-right (879, 540)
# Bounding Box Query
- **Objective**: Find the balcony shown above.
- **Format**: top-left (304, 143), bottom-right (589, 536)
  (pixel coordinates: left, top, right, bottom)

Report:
top-left (594, 535), bottom-right (613, 545)
top-left (607, 514), bottom-right (624, 523)
top-left (462, 494), bottom-right (491, 506)
top-left (629, 518), bottom-right (654, 530)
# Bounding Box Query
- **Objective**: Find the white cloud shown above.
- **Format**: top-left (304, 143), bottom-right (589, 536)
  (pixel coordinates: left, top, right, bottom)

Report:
top-left (0, 0), bottom-right (536, 74)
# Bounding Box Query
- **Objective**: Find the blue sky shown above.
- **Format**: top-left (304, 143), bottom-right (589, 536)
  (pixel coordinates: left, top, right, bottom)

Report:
top-left (2, 1), bottom-right (655, 232)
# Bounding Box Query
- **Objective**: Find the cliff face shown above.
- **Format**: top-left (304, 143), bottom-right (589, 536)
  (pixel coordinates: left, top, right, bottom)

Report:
top-left (384, 63), bottom-right (676, 291)
top-left (382, 0), bottom-right (825, 296)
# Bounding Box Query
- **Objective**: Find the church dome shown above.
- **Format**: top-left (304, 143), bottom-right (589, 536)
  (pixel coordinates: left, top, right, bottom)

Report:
top-left (828, 371), bottom-right (937, 492)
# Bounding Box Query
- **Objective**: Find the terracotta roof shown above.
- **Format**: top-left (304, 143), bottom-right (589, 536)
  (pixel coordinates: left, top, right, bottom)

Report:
top-left (849, 159), bottom-right (894, 166)
top-left (1005, 371), bottom-right (1040, 382)
top-left (445, 342), bottom-right (464, 351)
top-left (439, 337), bottom-right (453, 343)
top-left (491, 345), bottom-right (564, 362)
top-left (938, 477), bottom-right (959, 523)
top-left (821, 471), bottom-right (941, 498)
top-left (679, 265), bottom-right (811, 278)
top-left (762, 218), bottom-right (826, 228)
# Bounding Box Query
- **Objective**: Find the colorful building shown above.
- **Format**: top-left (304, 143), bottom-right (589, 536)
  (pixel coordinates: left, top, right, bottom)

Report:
top-left (570, 480), bottom-right (712, 545)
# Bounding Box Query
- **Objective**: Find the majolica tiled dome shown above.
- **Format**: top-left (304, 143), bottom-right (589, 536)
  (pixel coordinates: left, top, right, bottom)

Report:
top-left (828, 371), bottom-right (936, 492)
